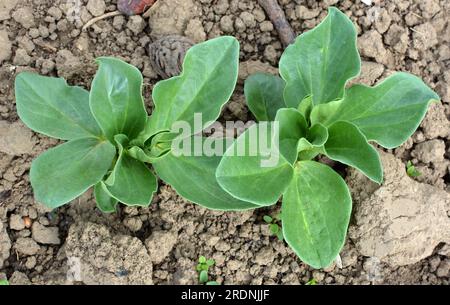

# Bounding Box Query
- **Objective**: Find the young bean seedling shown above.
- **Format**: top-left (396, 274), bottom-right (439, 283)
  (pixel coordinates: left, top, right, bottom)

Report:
top-left (15, 36), bottom-right (249, 212)
top-left (263, 214), bottom-right (283, 241)
top-left (305, 278), bottom-right (317, 285)
top-left (406, 161), bottom-right (421, 178)
top-left (197, 256), bottom-right (218, 285)
top-left (215, 7), bottom-right (440, 268)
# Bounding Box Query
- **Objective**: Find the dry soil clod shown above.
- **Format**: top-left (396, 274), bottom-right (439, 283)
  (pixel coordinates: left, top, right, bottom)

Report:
top-left (258, 0), bottom-right (295, 47)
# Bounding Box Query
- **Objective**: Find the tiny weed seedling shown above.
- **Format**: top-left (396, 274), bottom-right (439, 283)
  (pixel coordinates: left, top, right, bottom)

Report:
top-left (263, 214), bottom-right (284, 241)
top-left (215, 7), bottom-right (439, 269)
top-left (15, 36), bottom-right (246, 212)
top-left (0, 279), bottom-right (8, 285)
top-left (197, 256), bottom-right (218, 285)
top-left (406, 161), bottom-right (421, 177)
top-left (305, 279), bottom-right (317, 285)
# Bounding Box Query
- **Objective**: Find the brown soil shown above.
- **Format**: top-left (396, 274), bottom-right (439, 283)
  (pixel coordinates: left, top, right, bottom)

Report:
top-left (0, 0), bottom-right (449, 285)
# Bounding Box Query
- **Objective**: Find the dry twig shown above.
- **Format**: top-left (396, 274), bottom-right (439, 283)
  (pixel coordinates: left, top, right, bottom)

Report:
top-left (258, 0), bottom-right (295, 47)
top-left (82, 11), bottom-right (122, 31)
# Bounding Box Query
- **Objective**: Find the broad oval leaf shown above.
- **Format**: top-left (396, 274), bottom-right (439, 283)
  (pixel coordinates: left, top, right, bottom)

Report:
top-left (147, 36), bottom-right (239, 137)
top-left (324, 121), bottom-right (382, 183)
top-left (282, 161), bottom-right (352, 269)
top-left (319, 72), bottom-right (440, 148)
top-left (94, 182), bottom-right (118, 213)
top-left (30, 138), bottom-right (116, 209)
top-left (153, 136), bottom-right (260, 211)
top-left (279, 7), bottom-right (360, 107)
top-left (244, 73), bottom-right (286, 121)
top-left (15, 72), bottom-right (102, 140)
top-left (274, 108), bottom-right (308, 164)
top-left (216, 123), bottom-right (294, 205)
top-left (105, 135), bottom-right (157, 206)
top-left (90, 57), bottom-right (147, 141)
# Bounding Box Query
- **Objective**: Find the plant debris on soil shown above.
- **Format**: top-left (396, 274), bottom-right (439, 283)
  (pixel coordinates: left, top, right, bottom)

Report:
top-left (0, 0), bottom-right (449, 285)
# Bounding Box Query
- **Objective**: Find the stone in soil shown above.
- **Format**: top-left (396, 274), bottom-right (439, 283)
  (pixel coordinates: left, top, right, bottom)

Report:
top-left (145, 230), bottom-right (178, 264)
top-left (14, 237), bottom-right (40, 256)
top-left (32, 222), bottom-right (61, 245)
top-left (65, 222), bottom-right (153, 284)
top-left (0, 30), bottom-right (12, 63)
top-left (147, 0), bottom-right (200, 38)
top-left (0, 222), bottom-right (11, 268)
top-left (348, 151), bottom-right (450, 267)
top-left (0, 121), bottom-right (35, 156)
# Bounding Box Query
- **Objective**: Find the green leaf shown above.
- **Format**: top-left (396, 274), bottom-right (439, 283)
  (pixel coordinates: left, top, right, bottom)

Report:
top-left (263, 215), bottom-right (273, 223)
top-left (306, 123), bottom-right (328, 147)
top-left (320, 72), bottom-right (440, 148)
top-left (274, 108), bottom-right (308, 164)
top-left (244, 73), bottom-right (286, 121)
top-left (297, 124), bottom-right (328, 161)
top-left (269, 223), bottom-right (280, 234)
top-left (94, 182), bottom-right (118, 213)
top-left (0, 279), bottom-right (9, 285)
top-left (216, 123), bottom-right (294, 205)
top-left (206, 259), bottom-right (215, 267)
top-left (147, 36), bottom-right (239, 138)
top-left (30, 138), bottom-right (116, 208)
top-left (199, 270), bottom-right (208, 284)
top-left (15, 72), bottom-right (102, 140)
top-left (105, 135), bottom-right (157, 207)
top-left (89, 57), bottom-right (147, 141)
top-left (309, 99), bottom-right (342, 126)
top-left (128, 146), bottom-right (169, 163)
top-left (206, 281), bottom-right (219, 285)
top-left (297, 96), bottom-right (313, 120)
top-left (282, 161), bottom-right (352, 269)
top-left (153, 136), bottom-right (259, 210)
top-left (276, 230), bottom-right (284, 241)
top-left (406, 161), bottom-right (421, 177)
top-left (324, 121), bottom-right (383, 183)
top-left (279, 7), bottom-right (360, 107)
top-left (199, 256), bottom-right (206, 264)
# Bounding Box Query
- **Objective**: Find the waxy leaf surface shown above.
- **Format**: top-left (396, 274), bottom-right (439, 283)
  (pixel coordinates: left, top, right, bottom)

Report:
top-left (90, 57), bottom-right (147, 141)
top-left (282, 161), bottom-right (351, 269)
top-left (15, 72), bottom-right (102, 140)
top-left (318, 72), bottom-right (440, 148)
top-left (244, 73), bottom-right (285, 121)
top-left (279, 7), bottom-right (360, 107)
top-left (147, 36), bottom-right (239, 138)
top-left (216, 123), bottom-right (293, 205)
top-left (30, 138), bottom-right (115, 208)
top-left (153, 136), bottom-right (260, 210)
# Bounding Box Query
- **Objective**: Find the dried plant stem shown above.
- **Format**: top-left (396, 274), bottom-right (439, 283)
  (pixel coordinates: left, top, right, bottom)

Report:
top-left (258, 0), bottom-right (295, 47)
top-left (82, 11), bottom-right (122, 31)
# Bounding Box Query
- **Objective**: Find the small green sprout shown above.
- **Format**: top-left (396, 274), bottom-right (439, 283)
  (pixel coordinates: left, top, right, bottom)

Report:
top-left (305, 278), bottom-right (317, 285)
top-left (0, 279), bottom-right (9, 285)
top-left (263, 213), bottom-right (284, 241)
top-left (406, 161), bottom-right (421, 177)
top-left (197, 256), bottom-right (218, 285)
